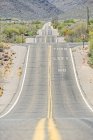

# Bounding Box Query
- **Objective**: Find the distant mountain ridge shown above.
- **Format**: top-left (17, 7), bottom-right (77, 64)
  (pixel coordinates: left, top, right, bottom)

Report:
top-left (0, 0), bottom-right (93, 20)
top-left (0, 0), bottom-right (62, 20)
top-left (48, 0), bottom-right (93, 19)
top-left (48, 0), bottom-right (87, 11)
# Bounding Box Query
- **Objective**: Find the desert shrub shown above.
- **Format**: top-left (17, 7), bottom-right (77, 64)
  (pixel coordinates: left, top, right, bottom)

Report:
top-left (3, 27), bottom-right (20, 38)
top-left (0, 42), bottom-right (10, 49)
top-left (0, 21), bottom-right (43, 43)
top-left (15, 36), bottom-right (25, 43)
top-left (88, 31), bottom-right (93, 67)
top-left (0, 42), bottom-right (4, 48)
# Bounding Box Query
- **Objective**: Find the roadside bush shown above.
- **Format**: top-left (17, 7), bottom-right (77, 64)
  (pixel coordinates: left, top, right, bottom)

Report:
top-left (89, 39), bottom-right (93, 51)
top-left (52, 19), bottom-right (88, 42)
top-left (0, 21), bottom-right (43, 43)
top-left (0, 42), bottom-right (4, 48)
top-left (90, 19), bottom-right (93, 24)
top-left (0, 42), bottom-right (10, 49)
top-left (3, 27), bottom-right (20, 38)
top-left (15, 36), bottom-right (25, 43)
top-left (64, 19), bottom-right (75, 24)
top-left (88, 31), bottom-right (93, 67)
top-left (69, 22), bottom-right (87, 42)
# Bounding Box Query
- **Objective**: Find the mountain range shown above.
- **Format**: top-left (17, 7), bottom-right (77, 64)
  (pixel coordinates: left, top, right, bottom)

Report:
top-left (0, 0), bottom-right (93, 20)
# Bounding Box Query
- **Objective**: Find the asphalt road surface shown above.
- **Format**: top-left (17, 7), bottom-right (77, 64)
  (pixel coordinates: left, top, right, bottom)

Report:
top-left (0, 23), bottom-right (93, 140)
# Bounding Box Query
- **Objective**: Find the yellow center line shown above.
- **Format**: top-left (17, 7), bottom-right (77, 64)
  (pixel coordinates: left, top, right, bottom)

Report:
top-left (48, 45), bottom-right (53, 119)
top-left (48, 119), bottom-right (61, 140)
top-left (32, 45), bottom-right (62, 140)
top-left (47, 46), bottom-right (61, 140)
top-left (32, 118), bottom-right (46, 140)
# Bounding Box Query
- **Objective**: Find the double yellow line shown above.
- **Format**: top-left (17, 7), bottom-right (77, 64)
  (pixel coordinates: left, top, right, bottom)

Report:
top-left (48, 45), bottom-right (53, 119)
top-left (32, 46), bottom-right (61, 140)
top-left (47, 46), bottom-right (61, 140)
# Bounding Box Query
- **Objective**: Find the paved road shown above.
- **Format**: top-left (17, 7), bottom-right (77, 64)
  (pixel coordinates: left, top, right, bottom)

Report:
top-left (0, 23), bottom-right (93, 140)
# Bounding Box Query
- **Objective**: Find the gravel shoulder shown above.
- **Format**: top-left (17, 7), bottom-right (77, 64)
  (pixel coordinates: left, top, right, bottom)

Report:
top-left (72, 45), bottom-right (93, 107)
top-left (0, 44), bottom-right (27, 114)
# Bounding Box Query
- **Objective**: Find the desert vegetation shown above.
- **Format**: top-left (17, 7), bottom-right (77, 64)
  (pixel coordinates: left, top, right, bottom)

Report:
top-left (88, 20), bottom-right (93, 67)
top-left (0, 42), bottom-right (16, 96)
top-left (52, 18), bottom-right (93, 67)
top-left (0, 20), bottom-right (43, 97)
top-left (0, 20), bottom-right (43, 43)
top-left (52, 19), bottom-right (88, 42)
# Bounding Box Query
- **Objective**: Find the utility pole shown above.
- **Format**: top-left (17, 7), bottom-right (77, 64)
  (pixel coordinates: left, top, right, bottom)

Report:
top-left (86, 6), bottom-right (90, 34)
top-left (0, 21), bottom-right (2, 42)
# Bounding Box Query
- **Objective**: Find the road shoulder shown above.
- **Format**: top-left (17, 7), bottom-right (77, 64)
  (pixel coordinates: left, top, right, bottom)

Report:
top-left (0, 44), bottom-right (27, 117)
top-left (72, 45), bottom-right (93, 107)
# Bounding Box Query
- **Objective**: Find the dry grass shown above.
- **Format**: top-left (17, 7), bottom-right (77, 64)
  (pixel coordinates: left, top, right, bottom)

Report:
top-left (0, 42), bottom-right (11, 49)
top-left (17, 67), bottom-right (22, 77)
top-left (0, 47), bottom-right (16, 97)
top-left (0, 86), bottom-right (3, 97)
top-left (0, 49), bottom-right (16, 77)
top-left (72, 48), bottom-right (76, 52)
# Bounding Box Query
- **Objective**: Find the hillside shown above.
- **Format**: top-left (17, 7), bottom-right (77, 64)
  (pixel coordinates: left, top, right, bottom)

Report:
top-left (49, 0), bottom-right (93, 19)
top-left (48, 0), bottom-right (87, 11)
top-left (0, 0), bottom-right (93, 20)
top-left (0, 0), bottom-right (62, 20)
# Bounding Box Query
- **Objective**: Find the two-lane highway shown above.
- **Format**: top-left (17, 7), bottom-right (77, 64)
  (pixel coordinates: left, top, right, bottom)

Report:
top-left (0, 23), bottom-right (93, 140)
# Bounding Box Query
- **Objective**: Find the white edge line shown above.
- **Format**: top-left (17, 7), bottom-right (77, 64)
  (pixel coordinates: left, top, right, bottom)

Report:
top-left (70, 48), bottom-right (93, 113)
top-left (0, 45), bottom-right (30, 119)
